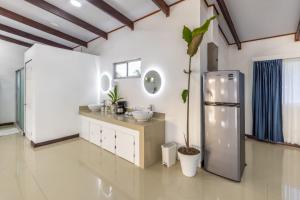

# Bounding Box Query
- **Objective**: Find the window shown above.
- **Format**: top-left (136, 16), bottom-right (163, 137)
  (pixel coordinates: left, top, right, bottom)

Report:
top-left (114, 59), bottom-right (141, 79)
top-left (282, 58), bottom-right (300, 145)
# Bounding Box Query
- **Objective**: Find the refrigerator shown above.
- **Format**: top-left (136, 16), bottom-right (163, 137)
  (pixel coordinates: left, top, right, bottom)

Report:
top-left (203, 70), bottom-right (245, 182)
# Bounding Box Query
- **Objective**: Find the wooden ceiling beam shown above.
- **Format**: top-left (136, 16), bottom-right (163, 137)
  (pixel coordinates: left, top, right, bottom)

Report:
top-left (0, 23), bottom-right (72, 50)
top-left (296, 19), bottom-right (300, 41)
top-left (152, 0), bottom-right (170, 17)
top-left (0, 34), bottom-right (33, 47)
top-left (86, 0), bottom-right (134, 30)
top-left (25, 0), bottom-right (108, 39)
top-left (0, 7), bottom-right (87, 47)
top-left (216, 0), bottom-right (241, 49)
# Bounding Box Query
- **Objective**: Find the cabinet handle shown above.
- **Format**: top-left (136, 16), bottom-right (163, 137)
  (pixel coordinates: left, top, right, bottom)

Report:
top-left (100, 130), bottom-right (102, 133)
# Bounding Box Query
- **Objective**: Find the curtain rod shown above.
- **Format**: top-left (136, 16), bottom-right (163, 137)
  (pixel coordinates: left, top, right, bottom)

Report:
top-left (252, 54), bottom-right (300, 62)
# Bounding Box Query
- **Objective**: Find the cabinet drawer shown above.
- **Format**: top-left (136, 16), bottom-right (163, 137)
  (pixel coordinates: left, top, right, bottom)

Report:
top-left (102, 126), bottom-right (116, 154)
top-left (80, 117), bottom-right (90, 141)
top-left (116, 131), bottom-right (135, 163)
top-left (90, 122), bottom-right (101, 146)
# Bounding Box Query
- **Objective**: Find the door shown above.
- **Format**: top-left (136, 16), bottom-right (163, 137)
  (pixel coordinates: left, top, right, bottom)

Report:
top-left (80, 117), bottom-right (90, 141)
top-left (207, 42), bottom-right (218, 72)
top-left (204, 71), bottom-right (239, 103)
top-left (16, 70), bottom-right (23, 130)
top-left (102, 126), bottom-right (116, 154)
top-left (16, 69), bottom-right (25, 131)
top-left (116, 131), bottom-right (135, 163)
top-left (25, 61), bottom-right (33, 140)
top-left (204, 105), bottom-right (240, 181)
top-left (90, 122), bottom-right (101, 146)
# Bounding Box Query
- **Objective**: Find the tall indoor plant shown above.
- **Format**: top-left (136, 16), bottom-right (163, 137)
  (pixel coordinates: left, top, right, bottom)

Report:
top-left (178, 16), bottom-right (216, 177)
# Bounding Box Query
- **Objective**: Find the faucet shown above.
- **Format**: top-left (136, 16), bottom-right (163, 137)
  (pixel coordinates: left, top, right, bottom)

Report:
top-left (147, 105), bottom-right (153, 111)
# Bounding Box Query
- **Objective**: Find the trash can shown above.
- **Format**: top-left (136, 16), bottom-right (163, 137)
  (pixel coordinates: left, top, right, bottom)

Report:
top-left (161, 142), bottom-right (177, 167)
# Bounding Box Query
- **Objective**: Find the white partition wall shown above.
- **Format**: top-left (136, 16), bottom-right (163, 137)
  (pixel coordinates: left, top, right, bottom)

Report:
top-left (24, 44), bottom-right (100, 143)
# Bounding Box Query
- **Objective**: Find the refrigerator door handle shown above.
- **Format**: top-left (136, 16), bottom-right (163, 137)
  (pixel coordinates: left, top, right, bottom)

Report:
top-left (204, 102), bottom-right (240, 107)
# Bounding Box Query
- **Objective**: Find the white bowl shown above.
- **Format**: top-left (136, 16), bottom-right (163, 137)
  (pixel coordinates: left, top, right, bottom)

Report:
top-left (88, 104), bottom-right (101, 112)
top-left (132, 110), bottom-right (153, 122)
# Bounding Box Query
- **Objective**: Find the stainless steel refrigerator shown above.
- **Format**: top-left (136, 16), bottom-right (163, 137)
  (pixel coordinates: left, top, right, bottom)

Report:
top-left (203, 70), bottom-right (245, 182)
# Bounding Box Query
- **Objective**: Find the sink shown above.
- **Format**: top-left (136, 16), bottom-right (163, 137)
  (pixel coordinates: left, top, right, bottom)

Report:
top-left (132, 110), bottom-right (153, 122)
top-left (88, 104), bottom-right (101, 112)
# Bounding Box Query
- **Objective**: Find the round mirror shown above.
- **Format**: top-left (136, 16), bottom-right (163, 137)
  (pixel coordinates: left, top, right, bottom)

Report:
top-left (143, 70), bottom-right (162, 95)
top-left (100, 73), bottom-right (111, 93)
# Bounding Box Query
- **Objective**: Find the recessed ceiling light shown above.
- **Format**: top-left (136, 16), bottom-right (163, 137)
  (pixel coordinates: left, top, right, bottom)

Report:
top-left (70, 0), bottom-right (82, 8)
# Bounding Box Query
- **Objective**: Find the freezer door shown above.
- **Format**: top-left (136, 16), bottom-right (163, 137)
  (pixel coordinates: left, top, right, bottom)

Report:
top-left (204, 105), bottom-right (241, 181)
top-left (204, 71), bottom-right (239, 103)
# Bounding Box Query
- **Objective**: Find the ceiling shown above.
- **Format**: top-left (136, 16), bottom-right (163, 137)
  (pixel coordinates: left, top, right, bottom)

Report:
top-left (0, 0), bottom-right (178, 49)
top-left (206, 0), bottom-right (300, 46)
top-left (0, 0), bottom-right (299, 50)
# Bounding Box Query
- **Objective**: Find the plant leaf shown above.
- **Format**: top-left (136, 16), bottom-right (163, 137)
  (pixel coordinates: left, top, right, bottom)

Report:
top-left (182, 26), bottom-right (192, 44)
top-left (107, 85), bottom-right (123, 104)
top-left (187, 16), bottom-right (216, 57)
top-left (114, 86), bottom-right (118, 96)
top-left (192, 16), bottom-right (216, 37)
top-left (187, 34), bottom-right (204, 57)
top-left (181, 89), bottom-right (188, 103)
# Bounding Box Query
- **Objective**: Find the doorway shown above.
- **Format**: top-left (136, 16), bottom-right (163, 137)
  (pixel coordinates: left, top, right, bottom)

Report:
top-left (16, 68), bottom-right (25, 131)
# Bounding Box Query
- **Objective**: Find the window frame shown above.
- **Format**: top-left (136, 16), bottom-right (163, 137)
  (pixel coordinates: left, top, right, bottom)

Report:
top-left (113, 58), bottom-right (141, 79)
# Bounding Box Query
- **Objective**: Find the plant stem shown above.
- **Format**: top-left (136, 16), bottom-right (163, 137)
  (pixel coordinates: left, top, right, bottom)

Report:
top-left (186, 56), bottom-right (192, 149)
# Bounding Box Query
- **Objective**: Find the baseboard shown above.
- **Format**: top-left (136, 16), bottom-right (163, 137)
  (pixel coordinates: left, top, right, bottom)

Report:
top-left (31, 134), bottom-right (79, 148)
top-left (0, 122), bottom-right (14, 127)
top-left (245, 134), bottom-right (300, 148)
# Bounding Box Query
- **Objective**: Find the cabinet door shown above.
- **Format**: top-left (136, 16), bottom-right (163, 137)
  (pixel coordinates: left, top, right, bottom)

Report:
top-left (80, 117), bottom-right (90, 141)
top-left (90, 122), bottom-right (101, 146)
top-left (102, 126), bottom-right (116, 154)
top-left (116, 131), bottom-right (135, 163)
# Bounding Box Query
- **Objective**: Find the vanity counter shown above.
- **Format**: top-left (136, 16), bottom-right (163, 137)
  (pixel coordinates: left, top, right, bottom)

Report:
top-left (79, 106), bottom-right (165, 132)
top-left (79, 106), bottom-right (165, 168)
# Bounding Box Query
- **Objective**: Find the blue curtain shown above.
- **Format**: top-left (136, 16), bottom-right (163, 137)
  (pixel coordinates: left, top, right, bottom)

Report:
top-left (252, 59), bottom-right (284, 142)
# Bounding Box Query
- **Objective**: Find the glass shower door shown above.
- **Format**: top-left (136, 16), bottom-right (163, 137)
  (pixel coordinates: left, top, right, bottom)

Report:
top-left (16, 68), bottom-right (25, 131)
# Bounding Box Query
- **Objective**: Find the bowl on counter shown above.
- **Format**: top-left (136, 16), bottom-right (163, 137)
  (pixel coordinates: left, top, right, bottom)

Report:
top-left (88, 104), bottom-right (101, 112)
top-left (132, 110), bottom-right (153, 122)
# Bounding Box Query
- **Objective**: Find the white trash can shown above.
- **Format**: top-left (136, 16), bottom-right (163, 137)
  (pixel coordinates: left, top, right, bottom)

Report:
top-left (161, 142), bottom-right (177, 167)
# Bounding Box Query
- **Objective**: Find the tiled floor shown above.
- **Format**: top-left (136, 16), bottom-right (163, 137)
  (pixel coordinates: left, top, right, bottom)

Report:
top-left (0, 134), bottom-right (300, 200)
top-left (0, 125), bottom-right (20, 136)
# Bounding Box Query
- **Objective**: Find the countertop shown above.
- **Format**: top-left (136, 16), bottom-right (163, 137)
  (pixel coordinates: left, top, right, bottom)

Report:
top-left (79, 106), bottom-right (165, 132)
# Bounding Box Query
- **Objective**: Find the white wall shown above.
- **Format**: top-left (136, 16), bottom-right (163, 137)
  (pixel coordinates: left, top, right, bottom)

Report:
top-left (74, 0), bottom-right (229, 157)
top-left (220, 34), bottom-right (300, 135)
top-left (25, 44), bottom-right (100, 143)
top-left (76, 0), bottom-right (202, 148)
top-left (200, 5), bottom-right (229, 73)
top-left (0, 40), bottom-right (28, 124)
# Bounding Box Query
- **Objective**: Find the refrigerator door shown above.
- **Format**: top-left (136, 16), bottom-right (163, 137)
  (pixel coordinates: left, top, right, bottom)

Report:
top-left (204, 105), bottom-right (241, 181)
top-left (204, 71), bottom-right (239, 103)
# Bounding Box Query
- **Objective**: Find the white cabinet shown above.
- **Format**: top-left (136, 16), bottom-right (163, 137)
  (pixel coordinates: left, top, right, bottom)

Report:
top-left (80, 117), bottom-right (90, 141)
top-left (79, 116), bottom-right (140, 166)
top-left (101, 126), bottom-right (116, 154)
top-left (90, 122), bottom-right (101, 146)
top-left (116, 131), bottom-right (135, 163)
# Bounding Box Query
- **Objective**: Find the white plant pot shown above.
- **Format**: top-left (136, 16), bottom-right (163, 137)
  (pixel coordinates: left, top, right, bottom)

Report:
top-left (178, 150), bottom-right (201, 177)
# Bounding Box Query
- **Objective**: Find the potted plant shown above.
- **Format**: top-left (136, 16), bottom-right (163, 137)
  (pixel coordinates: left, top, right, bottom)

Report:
top-left (108, 85), bottom-right (123, 114)
top-left (178, 16), bottom-right (216, 177)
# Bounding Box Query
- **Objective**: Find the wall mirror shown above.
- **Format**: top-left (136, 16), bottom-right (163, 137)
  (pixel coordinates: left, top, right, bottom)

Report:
top-left (100, 73), bottom-right (111, 93)
top-left (143, 70), bottom-right (162, 95)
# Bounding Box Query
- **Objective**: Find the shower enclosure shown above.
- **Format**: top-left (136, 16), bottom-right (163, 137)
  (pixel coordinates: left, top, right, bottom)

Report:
top-left (16, 68), bottom-right (25, 131)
